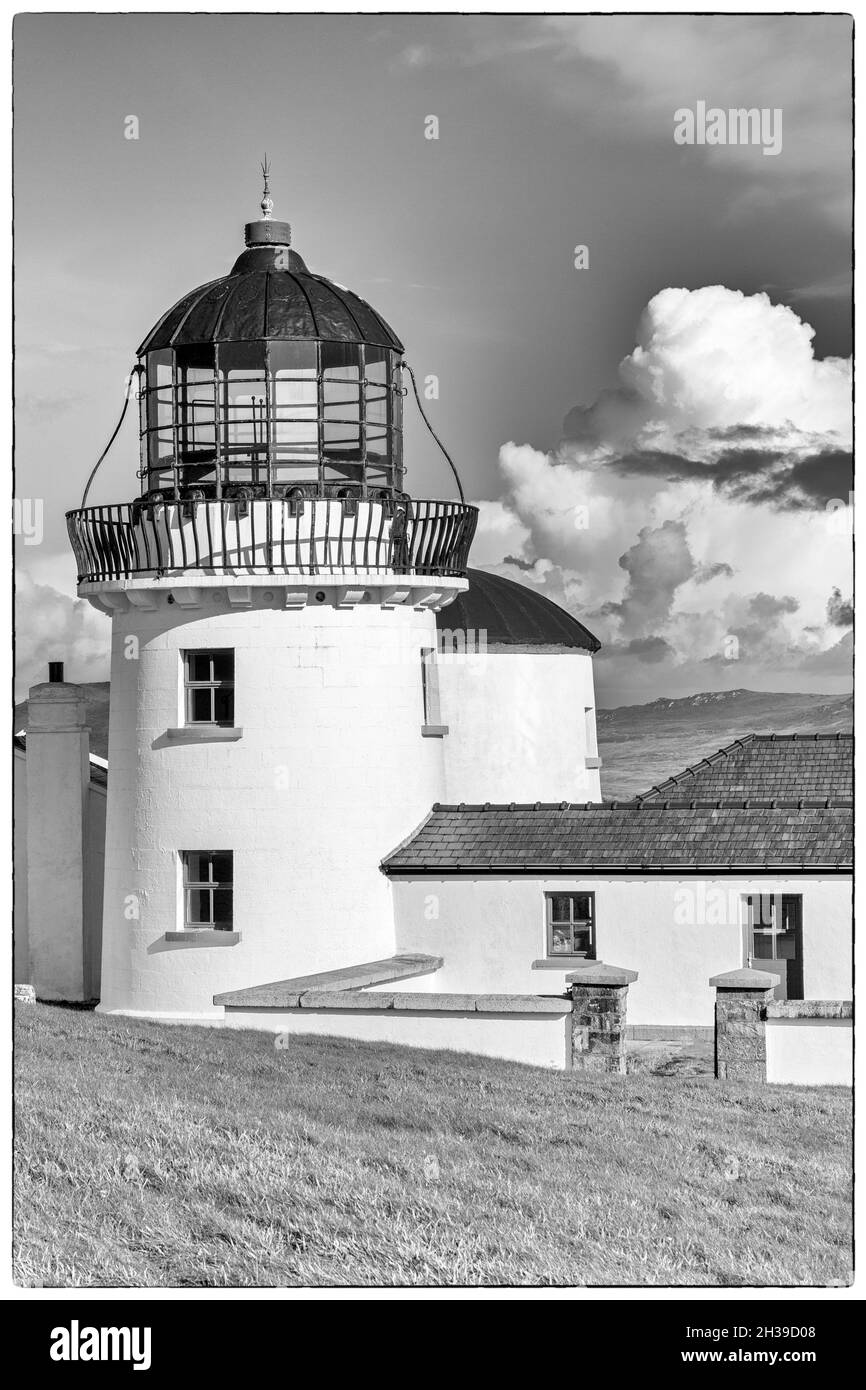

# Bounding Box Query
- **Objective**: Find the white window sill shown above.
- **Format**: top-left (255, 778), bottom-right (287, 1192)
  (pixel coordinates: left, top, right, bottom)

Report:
top-left (166, 726), bottom-right (243, 742)
top-left (165, 931), bottom-right (240, 945)
top-left (421, 724), bottom-right (449, 738)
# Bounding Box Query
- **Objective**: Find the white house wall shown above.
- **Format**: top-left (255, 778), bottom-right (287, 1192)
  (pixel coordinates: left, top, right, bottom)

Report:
top-left (437, 651), bottom-right (601, 803)
top-left (388, 875), bottom-right (852, 1027)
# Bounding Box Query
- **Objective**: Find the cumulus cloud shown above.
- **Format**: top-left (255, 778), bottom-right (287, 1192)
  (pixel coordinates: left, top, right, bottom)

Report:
top-left (481, 285), bottom-right (852, 700)
top-left (561, 286), bottom-right (851, 510)
top-left (827, 587), bottom-right (853, 628)
top-left (605, 521), bottom-right (695, 639)
top-left (15, 569), bottom-right (109, 700)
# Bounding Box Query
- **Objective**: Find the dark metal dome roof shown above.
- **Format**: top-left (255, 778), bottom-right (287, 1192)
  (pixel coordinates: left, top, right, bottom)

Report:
top-left (137, 238), bottom-right (404, 356)
top-left (437, 568), bottom-right (601, 651)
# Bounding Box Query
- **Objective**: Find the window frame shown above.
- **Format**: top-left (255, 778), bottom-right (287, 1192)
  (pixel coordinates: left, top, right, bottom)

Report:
top-left (545, 891), bottom-right (596, 959)
top-left (183, 649), bottom-right (235, 727)
top-left (181, 851), bottom-right (234, 931)
top-left (743, 893), bottom-right (803, 962)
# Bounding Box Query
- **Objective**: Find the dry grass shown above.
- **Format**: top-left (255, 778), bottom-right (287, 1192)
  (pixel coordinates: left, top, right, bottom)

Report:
top-left (14, 1003), bottom-right (852, 1288)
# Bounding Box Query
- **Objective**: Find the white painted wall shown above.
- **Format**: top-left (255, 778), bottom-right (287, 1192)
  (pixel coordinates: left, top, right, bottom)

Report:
top-left (25, 684), bottom-right (90, 1001)
top-left (766, 1019), bottom-right (852, 1086)
top-left (97, 589), bottom-right (454, 1018)
top-left (13, 749), bottom-right (28, 985)
top-left (83, 783), bottom-right (106, 1001)
top-left (16, 738), bottom-right (108, 997)
top-left (223, 1004), bottom-right (571, 1069)
top-left (438, 651), bottom-right (601, 803)
top-left (389, 875), bottom-right (852, 1027)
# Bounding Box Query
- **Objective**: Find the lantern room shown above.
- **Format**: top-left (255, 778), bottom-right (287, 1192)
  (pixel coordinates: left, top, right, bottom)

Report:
top-left (136, 200), bottom-right (406, 503)
top-left (67, 172), bottom-right (477, 587)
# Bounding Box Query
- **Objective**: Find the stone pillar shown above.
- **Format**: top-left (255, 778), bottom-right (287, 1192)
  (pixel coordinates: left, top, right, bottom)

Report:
top-left (709, 968), bottom-right (778, 1081)
top-left (25, 680), bottom-right (91, 1001)
top-left (567, 963), bottom-right (638, 1074)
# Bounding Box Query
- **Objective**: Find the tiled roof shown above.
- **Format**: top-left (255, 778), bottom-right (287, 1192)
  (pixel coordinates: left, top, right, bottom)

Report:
top-left (381, 801), bottom-right (852, 874)
top-left (633, 732), bottom-right (852, 803)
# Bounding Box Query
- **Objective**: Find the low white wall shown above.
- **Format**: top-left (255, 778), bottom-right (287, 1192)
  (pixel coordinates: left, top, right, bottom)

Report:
top-left (223, 1005), bottom-right (572, 1069)
top-left (765, 1018), bottom-right (852, 1086)
top-left (390, 875), bottom-right (852, 1028)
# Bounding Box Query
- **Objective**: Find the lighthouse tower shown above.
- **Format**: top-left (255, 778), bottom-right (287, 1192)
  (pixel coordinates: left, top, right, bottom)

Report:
top-left (68, 181), bottom-right (477, 1020)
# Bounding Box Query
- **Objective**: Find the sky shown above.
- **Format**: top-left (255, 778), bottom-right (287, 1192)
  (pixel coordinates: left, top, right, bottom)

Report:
top-left (13, 13), bottom-right (853, 703)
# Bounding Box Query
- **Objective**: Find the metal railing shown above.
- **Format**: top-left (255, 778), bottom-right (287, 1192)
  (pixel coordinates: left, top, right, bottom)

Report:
top-left (66, 497), bottom-right (477, 583)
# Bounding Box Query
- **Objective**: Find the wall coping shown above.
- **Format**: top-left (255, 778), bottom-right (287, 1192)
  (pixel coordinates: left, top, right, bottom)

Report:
top-left (567, 961), bottom-right (638, 986)
top-left (709, 967), bottom-right (780, 989)
top-left (214, 953), bottom-right (443, 1006)
top-left (765, 1000), bottom-right (852, 1020)
top-left (221, 990), bottom-right (573, 1016)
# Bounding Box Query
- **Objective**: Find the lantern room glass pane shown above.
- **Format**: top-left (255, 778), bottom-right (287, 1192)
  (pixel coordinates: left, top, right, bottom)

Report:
top-left (218, 343), bottom-right (267, 482)
top-left (322, 342), bottom-right (361, 460)
top-left (269, 342), bottom-right (317, 376)
top-left (365, 347), bottom-right (389, 429)
top-left (272, 343), bottom-right (317, 453)
top-left (147, 349), bottom-right (173, 391)
top-left (272, 341), bottom-right (317, 462)
top-left (177, 345), bottom-right (216, 473)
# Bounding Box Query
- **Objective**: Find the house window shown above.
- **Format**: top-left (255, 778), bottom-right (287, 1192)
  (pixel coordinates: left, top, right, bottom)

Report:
top-left (182, 851), bottom-right (233, 930)
top-left (546, 893), bottom-right (595, 958)
top-left (184, 650), bottom-right (234, 725)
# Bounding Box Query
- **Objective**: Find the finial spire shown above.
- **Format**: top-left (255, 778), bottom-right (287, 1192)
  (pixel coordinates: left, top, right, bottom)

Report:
top-left (260, 156), bottom-right (274, 221)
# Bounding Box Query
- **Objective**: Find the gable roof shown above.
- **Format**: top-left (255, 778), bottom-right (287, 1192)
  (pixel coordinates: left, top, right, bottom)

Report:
top-left (380, 800), bottom-right (852, 875)
top-left (633, 732), bottom-right (852, 803)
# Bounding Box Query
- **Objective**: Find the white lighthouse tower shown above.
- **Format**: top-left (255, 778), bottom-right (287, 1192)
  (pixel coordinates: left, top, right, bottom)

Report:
top-left (68, 179), bottom-right (477, 1020)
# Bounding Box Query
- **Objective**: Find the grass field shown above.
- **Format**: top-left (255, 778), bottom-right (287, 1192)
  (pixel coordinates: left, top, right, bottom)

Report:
top-left (14, 1003), bottom-right (852, 1288)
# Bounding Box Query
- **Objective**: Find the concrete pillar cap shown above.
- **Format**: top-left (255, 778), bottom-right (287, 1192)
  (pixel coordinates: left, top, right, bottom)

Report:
top-left (566, 961), bottom-right (638, 986)
top-left (709, 967), bottom-right (780, 989)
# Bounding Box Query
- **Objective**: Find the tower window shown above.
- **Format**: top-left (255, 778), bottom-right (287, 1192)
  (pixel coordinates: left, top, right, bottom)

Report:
top-left (546, 893), bottom-right (595, 958)
top-left (184, 650), bottom-right (235, 725)
top-left (182, 852), bottom-right (234, 930)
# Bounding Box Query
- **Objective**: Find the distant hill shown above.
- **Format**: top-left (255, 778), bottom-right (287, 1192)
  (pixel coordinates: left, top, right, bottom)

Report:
top-left (597, 688), bottom-right (853, 800)
top-left (14, 682), bottom-right (853, 802)
top-left (14, 682), bottom-right (111, 758)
